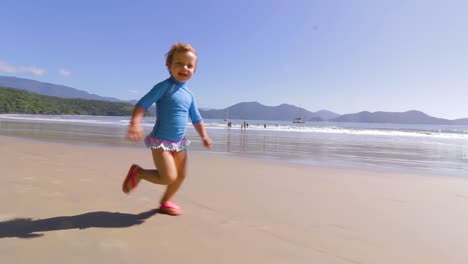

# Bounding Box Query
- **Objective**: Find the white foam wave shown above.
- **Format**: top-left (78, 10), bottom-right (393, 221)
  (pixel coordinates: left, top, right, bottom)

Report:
top-left (2, 114), bottom-right (467, 140)
top-left (201, 122), bottom-right (468, 140)
top-left (0, 114), bottom-right (129, 126)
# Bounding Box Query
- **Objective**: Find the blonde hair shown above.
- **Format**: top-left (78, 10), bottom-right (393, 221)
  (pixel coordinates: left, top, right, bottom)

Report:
top-left (165, 42), bottom-right (197, 69)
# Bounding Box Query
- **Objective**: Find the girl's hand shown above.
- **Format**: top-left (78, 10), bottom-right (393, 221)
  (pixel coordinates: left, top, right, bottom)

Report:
top-left (127, 124), bottom-right (144, 141)
top-left (202, 136), bottom-right (213, 149)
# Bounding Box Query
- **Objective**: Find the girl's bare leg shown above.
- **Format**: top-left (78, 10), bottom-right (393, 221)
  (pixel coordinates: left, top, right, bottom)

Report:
top-left (124, 148), bottom-right (187, 209)
top-left (160, 149), bottom-right (188, 205)
top-left (125, 148), bottom-right (177, 192)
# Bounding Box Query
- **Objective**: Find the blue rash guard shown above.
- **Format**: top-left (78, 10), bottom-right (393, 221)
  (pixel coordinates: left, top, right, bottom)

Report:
top-left (136, 76), bottom-right (203, 142)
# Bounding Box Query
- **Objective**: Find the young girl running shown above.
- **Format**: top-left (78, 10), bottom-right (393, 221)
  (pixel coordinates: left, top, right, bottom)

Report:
top-left (123, 42), bottom-right (212, 216)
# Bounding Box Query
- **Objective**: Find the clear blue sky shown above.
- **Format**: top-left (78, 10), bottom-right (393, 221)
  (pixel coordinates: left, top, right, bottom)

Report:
top-left (2, 0), bottom-right (467, 119)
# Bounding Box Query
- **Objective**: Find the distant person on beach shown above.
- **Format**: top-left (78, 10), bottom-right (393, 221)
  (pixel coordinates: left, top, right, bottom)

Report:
top-left (124, 42), bottom-right (212, 216)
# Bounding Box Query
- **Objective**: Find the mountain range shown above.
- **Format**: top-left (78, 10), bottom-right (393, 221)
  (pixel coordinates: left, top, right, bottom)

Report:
top-left (1, 75), bottom-right (467, 125)
top-left (199, 101), bottom-right (338, 121)
top-left (0, 75), bottom-right (126, 103)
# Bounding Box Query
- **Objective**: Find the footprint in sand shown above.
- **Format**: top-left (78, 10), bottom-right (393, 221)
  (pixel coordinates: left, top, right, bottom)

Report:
top-left (51, 180), bottom-right (62, 185)
top-left (99, 240), bottom-right (129, 250)
top-left (43, 192), bottom-right (64, 198)
top-left (15, 185), bottom-right (35, 194)
top-left (456, 194), bottom-right (468, 199)
top-left (0, 214), bottom-right (16, 221)
top-left (79, 178), bottom-right (93, 183)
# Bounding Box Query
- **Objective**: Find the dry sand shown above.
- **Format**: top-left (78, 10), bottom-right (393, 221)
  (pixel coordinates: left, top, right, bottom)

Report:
top-left (1, 135), bottom-right (468, 264)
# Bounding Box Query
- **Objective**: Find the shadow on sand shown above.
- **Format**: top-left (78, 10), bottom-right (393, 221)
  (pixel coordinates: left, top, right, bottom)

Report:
top-left (0, 208), bottom-right (159, 239)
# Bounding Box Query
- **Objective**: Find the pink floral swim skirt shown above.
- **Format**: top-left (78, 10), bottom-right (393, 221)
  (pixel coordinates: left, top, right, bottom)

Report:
top-left (144, 136), bottom-right (191, 152)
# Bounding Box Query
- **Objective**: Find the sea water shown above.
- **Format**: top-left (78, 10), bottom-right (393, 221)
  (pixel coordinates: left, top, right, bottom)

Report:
top-left (1, 114), bottom-right (467, 177)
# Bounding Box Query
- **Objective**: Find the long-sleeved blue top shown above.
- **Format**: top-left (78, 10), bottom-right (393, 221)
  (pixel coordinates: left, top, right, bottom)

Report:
top-left (136, 76), bottom-right (203, 141)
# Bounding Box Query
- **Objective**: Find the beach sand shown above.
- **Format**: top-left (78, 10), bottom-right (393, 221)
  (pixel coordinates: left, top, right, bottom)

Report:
top-left (1, 135), bottom-right (468, 264)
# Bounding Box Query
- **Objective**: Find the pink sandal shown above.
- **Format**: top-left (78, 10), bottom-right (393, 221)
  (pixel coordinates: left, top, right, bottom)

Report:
top-left (122, 164), bottom-right (141, 194)
top-left (159, 202), bottom-right (183, 216)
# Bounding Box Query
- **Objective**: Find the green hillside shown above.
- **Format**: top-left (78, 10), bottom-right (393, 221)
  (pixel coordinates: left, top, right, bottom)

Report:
top-left (0, 86), bottom-right (139, 116)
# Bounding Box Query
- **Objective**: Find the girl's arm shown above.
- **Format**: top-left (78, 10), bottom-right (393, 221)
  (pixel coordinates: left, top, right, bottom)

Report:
top-left (193, 121), bottom-right (212, 149)
top-left (127, 106), bottom-right (146, 141)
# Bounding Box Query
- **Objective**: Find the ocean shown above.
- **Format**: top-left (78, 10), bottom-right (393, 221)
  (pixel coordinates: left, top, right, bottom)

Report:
top-left (1, 114), bottom-right (467, 177)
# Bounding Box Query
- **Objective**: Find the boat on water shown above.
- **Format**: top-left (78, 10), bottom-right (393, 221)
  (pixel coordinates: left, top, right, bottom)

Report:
top-left (292, 117), bottom-right (305, 123)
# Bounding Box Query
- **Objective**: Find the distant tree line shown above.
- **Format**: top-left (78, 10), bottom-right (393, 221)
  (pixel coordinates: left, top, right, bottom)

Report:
top-left (0, 86), bottom-right (147, 116)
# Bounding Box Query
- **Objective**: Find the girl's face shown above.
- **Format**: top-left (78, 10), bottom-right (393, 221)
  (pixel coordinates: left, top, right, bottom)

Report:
top-left (169, 51), bottom-right (197, 82)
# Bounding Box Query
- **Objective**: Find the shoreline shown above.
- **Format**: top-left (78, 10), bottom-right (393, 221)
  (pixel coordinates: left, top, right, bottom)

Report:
top-left (1, 118), bottom-right (467, 177)
top-left (1, 132), bottom-right (463, 179)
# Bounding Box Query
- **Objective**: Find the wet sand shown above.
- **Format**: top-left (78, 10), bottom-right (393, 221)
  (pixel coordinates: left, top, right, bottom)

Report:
top-left (1, 135), bottom-right (468, 264)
